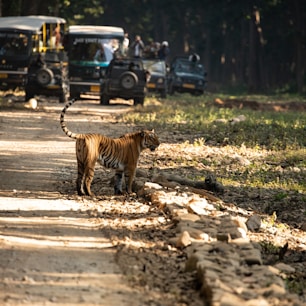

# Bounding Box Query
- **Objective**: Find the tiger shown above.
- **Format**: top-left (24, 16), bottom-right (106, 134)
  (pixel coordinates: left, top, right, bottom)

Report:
top-left (60, 99), bottom-right (160, 196)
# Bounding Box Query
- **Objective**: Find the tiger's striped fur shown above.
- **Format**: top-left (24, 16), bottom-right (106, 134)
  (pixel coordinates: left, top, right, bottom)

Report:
top-left (60, 99), bottom-right (160, 196)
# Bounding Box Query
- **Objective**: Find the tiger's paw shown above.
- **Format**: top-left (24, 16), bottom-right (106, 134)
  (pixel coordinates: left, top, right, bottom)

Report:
top-left (114, 188), bottom-right (123, 195)
top-left (124, 192), bottom-right (137, 201)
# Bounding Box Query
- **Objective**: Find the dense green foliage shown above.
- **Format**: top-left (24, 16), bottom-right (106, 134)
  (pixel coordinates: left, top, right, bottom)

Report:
top-left (1, 0), bottom-right (305, 93)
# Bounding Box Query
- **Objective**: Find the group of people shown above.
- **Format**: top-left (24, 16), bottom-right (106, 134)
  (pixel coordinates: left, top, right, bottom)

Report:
top-left (93, 33), bottom-right (200, 65)
top-left (123, 34), bottom-right (170, 61)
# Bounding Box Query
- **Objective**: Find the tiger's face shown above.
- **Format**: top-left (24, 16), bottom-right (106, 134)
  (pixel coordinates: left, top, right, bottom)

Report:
top-left (142, 129), bottom-right (160, 151)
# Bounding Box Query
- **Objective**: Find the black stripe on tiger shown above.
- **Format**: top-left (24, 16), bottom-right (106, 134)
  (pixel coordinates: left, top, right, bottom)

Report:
top-left (60, 99), bottom-right (80, 139)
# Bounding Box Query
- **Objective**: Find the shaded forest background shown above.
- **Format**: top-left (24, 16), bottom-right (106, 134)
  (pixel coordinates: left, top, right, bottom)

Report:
top-left (1, 0), bottom-right (305, 94)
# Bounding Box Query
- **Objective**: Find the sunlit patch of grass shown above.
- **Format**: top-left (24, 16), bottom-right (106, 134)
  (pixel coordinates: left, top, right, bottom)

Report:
top-left (130, 94), bottom-right (305, 194)
top-left (193, 137), bottom-right (206, 146)
top-left (259, 239), bottom-right (281, 254)
top-left (266, 149), bottom-right (306, 167)
top-left (125, 95), bottom-right (306, 150)
top-left (225, 163), bottom-right (305, 192)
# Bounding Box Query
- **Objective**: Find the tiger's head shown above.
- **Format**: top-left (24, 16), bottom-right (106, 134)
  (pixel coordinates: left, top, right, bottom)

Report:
top-left (141, 129), bottom-right (160, 151)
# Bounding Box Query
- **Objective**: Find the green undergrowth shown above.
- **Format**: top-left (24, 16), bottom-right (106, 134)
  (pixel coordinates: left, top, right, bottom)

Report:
top-left (124, 94), bottom-right (306, 193)
top-left (127, 94), bottom-right (306, 150)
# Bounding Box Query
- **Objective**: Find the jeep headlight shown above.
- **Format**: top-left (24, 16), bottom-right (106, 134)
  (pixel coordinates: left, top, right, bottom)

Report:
top-left (18, 67), bottom-right (28, 72)
top-left (157, 78), bottom-right (164, 84)
top-left (70, 77), bottom-right (82, 81)
top-left (198, 80), bottom-right (204, 86)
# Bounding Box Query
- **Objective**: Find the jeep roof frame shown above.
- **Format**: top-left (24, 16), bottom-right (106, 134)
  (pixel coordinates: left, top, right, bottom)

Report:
top-left (0, 15), bottom-right (66, 33)
top-left (68, 25), bottom-right (124, 39)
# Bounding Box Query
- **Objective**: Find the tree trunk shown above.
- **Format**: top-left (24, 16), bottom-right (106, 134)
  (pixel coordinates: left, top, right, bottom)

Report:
top-left (248, 5), bottom-right (266, 92)
top-left (293, 0), bottom-right (305, 93)
top-left (248, 6), bottom-right (258, 92)
top-left (204, 28), bottom-right (211, 83)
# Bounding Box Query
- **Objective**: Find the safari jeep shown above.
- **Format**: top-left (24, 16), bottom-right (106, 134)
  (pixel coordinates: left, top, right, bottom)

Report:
top-left (100, 57), bottom-right (148, 105)
top-left (65, 25), bottom-right (124, 99)
top-left (0, 15), bottom-right (69, 102)
top-left (168, 56), bottom-right (207, 96)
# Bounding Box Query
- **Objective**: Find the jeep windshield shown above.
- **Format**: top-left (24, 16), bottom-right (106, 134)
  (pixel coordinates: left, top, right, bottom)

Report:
top-left (0, 32), bottom-right (31, 57)
top-left (69, 37), bottom-right (119, 66)
top-left (174, 60), bottom-right (205, 76)
top-left (0, 15), bottom-right (67, 92)
top-left (67, 25), bottom-right (124, 99)
top-left (142, 59), bottom-right (166, 75)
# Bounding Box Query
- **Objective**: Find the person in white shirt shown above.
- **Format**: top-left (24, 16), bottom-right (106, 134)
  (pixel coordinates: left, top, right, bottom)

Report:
top-left (130, 35), bottom-right (144, 58)
top-left (123, 33), bottom-right (129, 56)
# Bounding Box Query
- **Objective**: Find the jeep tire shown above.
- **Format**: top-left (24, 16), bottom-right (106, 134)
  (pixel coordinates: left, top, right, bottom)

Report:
top-left (59, 87), bottom-right (69, 103)
top-left (25, 91), bottom-right (34, 101)
top-left (168, 82), bottom-right (175, 95)
top-left (36, 68), bottom-right (54, 86)
top-left (100, 94), bottom-right (110, 105)
top-left (134, 97), bottom-right (144, 106)
top-left (119, 71), bottom-right (138, 90)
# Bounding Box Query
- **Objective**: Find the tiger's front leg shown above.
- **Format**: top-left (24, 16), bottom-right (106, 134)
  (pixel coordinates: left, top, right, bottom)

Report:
top-left (124, 168), bottom-right (136, 194)
top-left (114, 171), bottom-right (124, 195)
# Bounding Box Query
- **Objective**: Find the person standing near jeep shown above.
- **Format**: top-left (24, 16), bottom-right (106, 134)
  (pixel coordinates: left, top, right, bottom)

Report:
top-left (158, 41), bottom-right (170, 61)
top-left (94, 44), bottom-right (106, 62)
top-left (130, 35), bottom-right (144, 58)
top-left (123, 33), bottom-right (129, 56)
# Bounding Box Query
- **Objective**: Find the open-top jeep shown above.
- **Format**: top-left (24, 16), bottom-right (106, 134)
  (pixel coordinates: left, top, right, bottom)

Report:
top-left (142, 58), bottom-right (167, 98)
top-left (168, 55), bottom-right (207, 96)
top-left (66, 25), bottom-right (124, 99)
top-left (0, 15), bottom-right (69, 103)
top-left (100, 57), bottom-right (148, 105)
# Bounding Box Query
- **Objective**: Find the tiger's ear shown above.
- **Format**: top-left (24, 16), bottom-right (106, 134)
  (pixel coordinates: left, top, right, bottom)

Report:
top-left (151, 129), bottom-right (155, 133)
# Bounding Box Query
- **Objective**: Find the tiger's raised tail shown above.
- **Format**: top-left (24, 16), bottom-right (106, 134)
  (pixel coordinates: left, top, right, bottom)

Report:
top-left (60, 99), bottom-right (79, 139)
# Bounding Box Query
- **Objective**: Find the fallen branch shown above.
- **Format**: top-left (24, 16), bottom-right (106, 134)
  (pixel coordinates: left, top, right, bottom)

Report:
top-left (152, 173), bottom-right (224, 202)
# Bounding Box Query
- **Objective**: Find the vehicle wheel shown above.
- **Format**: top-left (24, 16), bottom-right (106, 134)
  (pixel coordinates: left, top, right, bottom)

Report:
top-left (168, 83), bottom-right (174, 95)
top-left (193, 90), bottom-right (203, 96)
top-left (36, 68), bottom-right (54, 86)
top-left (69, 92), bottom-right (80, 100)
top-left (100, 94), bottom-right (110, 105)
top-left (59, 90), bottom-right (68, 103)
top-left (134, 97), bottom-right (144, 106)
top-left (160, 89), bottom-right (167, 99)
top-left (25, 91), bottom-right (34, 101)
top-left (119, 72), bottom-right (138, 90)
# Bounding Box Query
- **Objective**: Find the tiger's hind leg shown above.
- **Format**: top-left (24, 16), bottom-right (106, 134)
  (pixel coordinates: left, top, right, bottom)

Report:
top-left (76, 159), bottom-right (95, 196)
top-left (76, 139), bottom-right (96, 196)
top-left (83, 162), bottom-right (96, 196)
top-left (76, 160), bottom-right (86, 195)
top-left (114, 171), bottom-right (124, 195)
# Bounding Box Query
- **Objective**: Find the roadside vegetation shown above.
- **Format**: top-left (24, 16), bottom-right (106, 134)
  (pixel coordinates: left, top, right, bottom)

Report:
top-left (126, 93), bottom-right (306, 150)
top-left (123, 93), bottom-right (306, 297)
top-left (123, 93), bottom-right (305, 193)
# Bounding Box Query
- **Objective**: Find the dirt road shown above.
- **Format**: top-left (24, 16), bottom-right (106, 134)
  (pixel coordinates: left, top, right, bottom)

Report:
top-left (2, 96), bottom-right (304, 305)
top-left (0, 99), bottom-right (171, 306)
